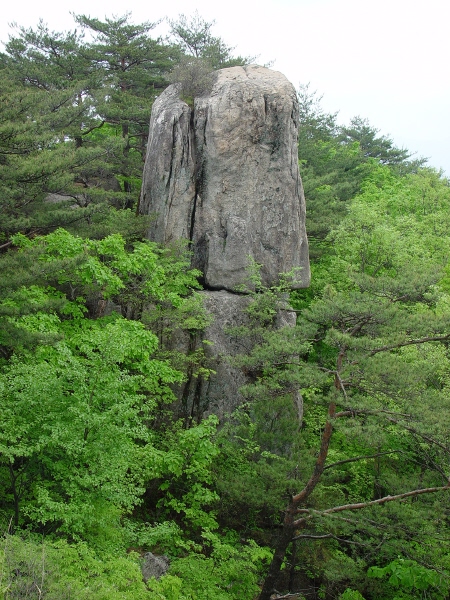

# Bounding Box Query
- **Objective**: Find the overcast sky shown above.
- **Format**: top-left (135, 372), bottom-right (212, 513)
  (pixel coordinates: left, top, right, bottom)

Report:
top-left (2, 0), bottom-right (449, 175)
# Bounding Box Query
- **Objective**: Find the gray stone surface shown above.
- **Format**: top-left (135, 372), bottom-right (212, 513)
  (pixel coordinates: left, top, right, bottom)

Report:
top-left (141, 552), bottom-right (170, 582)
top-left (139, 65), bottom-right (309, 290)
top-left (177, 291), bottom-right (251, 421)
top-left (177, 290), bottom-right (298, 422)
top-left (139, 65), bottom-right (310, 419)
top-left (139, 83), bottom-right (195, 244)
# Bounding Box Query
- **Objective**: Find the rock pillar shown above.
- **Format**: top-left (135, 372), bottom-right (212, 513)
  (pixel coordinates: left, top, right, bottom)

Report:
top-left (139, 65), bottom-right (310, 419)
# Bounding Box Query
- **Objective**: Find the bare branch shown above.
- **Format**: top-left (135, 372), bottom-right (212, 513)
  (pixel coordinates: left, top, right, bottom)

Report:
top-left (323, 449), bottom-right (404, 470)
top-left (369, 333), bottom-right (450, 356)
top-left (292, 532), bottom-right (366, 546)
top-left (294, 484), bottom-right (450, 526)
top-left (335, 370), bottom-right (348, 401)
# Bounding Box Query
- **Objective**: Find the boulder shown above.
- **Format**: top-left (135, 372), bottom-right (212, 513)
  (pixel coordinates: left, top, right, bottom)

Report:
top-left (141, 552), bottom-right (170, 582)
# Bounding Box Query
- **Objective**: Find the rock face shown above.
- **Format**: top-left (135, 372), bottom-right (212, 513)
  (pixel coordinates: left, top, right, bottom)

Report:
top-left (140, 65), bottom-right (309, 290)
top-left (139, 84), bottom-right (195, 244)
top-left (139, 65), bottom-right (310, 419)
top-left (176, 290), bottom-right (300, 422)
top-left (178, 291), bottom-right (253, 421)
top-left (141, 553), bottom-right (170, 582)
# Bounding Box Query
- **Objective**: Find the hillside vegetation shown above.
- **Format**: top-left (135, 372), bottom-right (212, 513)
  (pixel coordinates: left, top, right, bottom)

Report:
top-left (1, 13), bottom-right (450, 600)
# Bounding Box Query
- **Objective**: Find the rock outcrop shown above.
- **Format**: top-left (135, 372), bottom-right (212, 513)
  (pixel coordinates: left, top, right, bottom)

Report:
top-left (140, 65), bottom-right (309, 290)
top-left (139, 65), bottom-right (310, 419)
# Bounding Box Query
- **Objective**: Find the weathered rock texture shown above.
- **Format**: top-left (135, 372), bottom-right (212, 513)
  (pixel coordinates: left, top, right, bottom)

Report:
top-left (141, 553), bottom-right (170, 582)
top-left (176, 290), bottom-right (300, 421)
top-left (139, 65), bottom-right (310, 419)
top-left (178, 291), bottom-right (253, 421)
top-left (140, 64), bottom-right (309, 290)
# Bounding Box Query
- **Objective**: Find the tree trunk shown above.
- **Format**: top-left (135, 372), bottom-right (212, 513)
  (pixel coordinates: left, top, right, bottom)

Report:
top-left (258, 504), bottom-right (297, 600)
top-left (258, 398), bottom-right (337, 599)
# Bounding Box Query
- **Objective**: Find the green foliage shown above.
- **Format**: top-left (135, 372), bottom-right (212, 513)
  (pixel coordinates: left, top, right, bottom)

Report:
top-left (153, 416), bottom-right (220, 532)
top-left (339, 590), bottom-right (366, 600)
top-left (0, 534), bottom-right (149, 599)
top-left (0, 228), bottom-right (207, 544)
top-left (73, 12), bottom-right (178, 189)
top-left (168, 12), bottom-right (254, 105)
top-left (338, 117), bottom-right (415, 167)
top-left (0, 315), bottom-right (182, 538)
top-left (3, 14), bottom-right (450, 600)
top-left (169, 57), bottom-right (216, 104)
top-left (0, 12), bottom-right (183, 243)
top-left (367, 559), bottom-right (447, 599)
top-left (235, 165), bottom-right (450, 599)
top-left (297, 84), bottom-right (373, 255)
top-left (0, 229), bottom-right (202, 359)
top-left (148, 531), bottom-right (272, 600)
top-left (297, 85), bottom-right (428, 258)
top-left (213, 404), bottom-right (304, 534)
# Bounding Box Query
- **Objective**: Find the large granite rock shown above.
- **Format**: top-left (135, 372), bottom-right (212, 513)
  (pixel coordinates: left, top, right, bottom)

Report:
top-left (140, 65), bottom-right (309, 290)
top-left (139, 65), bottom-right (310, 419)
top-left (177, 291), bottom-right (252, 421)
top-left (139, 84), bottom-right (195, 243)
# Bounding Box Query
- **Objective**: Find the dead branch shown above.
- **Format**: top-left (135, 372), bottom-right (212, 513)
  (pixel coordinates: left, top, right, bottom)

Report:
top-left (323, 449), bottom-right (404, 470)
top-left (294, 483), bottom-right (450, 526)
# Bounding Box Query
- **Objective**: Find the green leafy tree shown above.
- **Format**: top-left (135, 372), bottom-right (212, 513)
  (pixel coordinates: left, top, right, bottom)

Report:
top-left (0, 316), bottom-right (182, 537)
top-left (0, 534), bottom-right (151, 599)
top-left (297, 86), bottom-right (428, 258)
top-left (338, 116), bottom-right (424, 170)
top-left (0, 228), bottom-right (203, 355)
top-left (0, 230), bottom-right (203, 536)
top-left (297, 85), bottom-right (373, 256)
top-left (367, 558), bottom-right (448, 599)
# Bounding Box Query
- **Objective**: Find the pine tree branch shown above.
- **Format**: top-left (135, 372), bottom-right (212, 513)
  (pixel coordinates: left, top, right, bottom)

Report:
top-left (385, 416), bottom-right (450, 453)
top-left (292, 532), bottom-right (367, 546)
top-left (81, 120), bottom-right (105, 136)
top-left (334, 408), bottom-right (411, 418)
top-left (293, 484), bottom-right (450, 526)
top-left (368, 333), bottom-right (450, 356)
top-left (291, 401), bottom-right (336, 504)
top-left (323, 449), bottom-right (403, 470)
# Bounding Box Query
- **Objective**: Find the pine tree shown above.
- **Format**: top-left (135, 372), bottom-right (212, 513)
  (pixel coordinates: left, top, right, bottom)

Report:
top-left (73, 13), bottom-right (179, 203)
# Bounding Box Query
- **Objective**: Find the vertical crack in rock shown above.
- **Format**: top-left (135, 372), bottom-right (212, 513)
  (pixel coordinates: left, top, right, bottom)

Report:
top-left (139, 65), bottom-right (310, 421)
top-left (188, 110), bottom-right (197, 243)
top-left (189, 195), bottom-right (197, 243)
top-left (165, 118), bottom-right (177, 216)
top-left (263, 94), bottom-right (269, 119)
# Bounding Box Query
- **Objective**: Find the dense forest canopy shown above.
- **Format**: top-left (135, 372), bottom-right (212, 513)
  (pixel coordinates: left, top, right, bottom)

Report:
top-left (1, 12), bottom-right (450, 600)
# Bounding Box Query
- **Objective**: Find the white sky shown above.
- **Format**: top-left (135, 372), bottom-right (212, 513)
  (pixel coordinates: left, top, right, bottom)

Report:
top-left (2, 0), bottom-right (449, 175)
